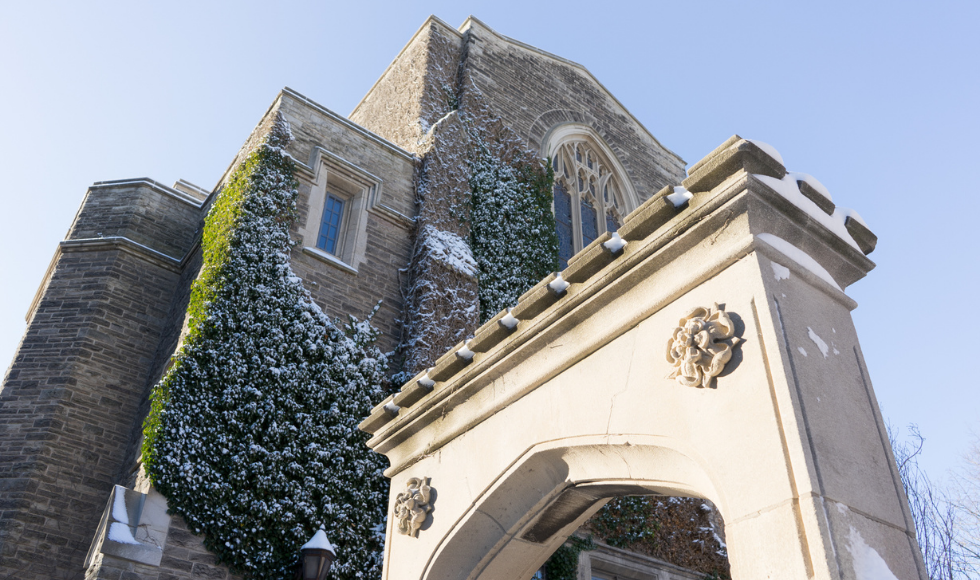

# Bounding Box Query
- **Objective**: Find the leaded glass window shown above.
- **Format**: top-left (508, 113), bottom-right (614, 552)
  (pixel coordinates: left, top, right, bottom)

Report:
top-left (606, 210), bottom-right (621, 234)
top-left (317, 194), bottom-right (345, 255)
top-left (554, 180), bottom-right (573, 269)
top-left (549, 135), bottom-right (634, 268)
top-left (581, 198), bottom-right (598, 247)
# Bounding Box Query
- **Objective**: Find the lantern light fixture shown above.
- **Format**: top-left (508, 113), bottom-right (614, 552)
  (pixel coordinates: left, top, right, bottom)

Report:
top-left (297, 526), bottom-right (335, 580)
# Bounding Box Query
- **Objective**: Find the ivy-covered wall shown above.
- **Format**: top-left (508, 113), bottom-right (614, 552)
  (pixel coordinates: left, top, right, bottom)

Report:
top-left (398, 75), bottom-right (558, 379)
top-left (467, 118), bottom-right (558, 324)
top-left (142, 114), bottom-right (389, 580)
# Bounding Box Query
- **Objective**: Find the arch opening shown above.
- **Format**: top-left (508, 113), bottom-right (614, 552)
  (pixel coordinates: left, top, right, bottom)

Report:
top-left (423, 440), bottom-right (727, 580)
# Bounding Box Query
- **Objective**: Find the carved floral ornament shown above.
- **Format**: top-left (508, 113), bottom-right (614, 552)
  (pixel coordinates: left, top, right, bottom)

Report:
top-left (666, 304), bottom-right (741, 388)
top-left (394, 477), bottom-right (433, 537)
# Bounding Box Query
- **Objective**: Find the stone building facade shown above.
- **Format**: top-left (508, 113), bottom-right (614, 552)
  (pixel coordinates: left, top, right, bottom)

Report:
top-left (0, 16), bottom-right (704, 580)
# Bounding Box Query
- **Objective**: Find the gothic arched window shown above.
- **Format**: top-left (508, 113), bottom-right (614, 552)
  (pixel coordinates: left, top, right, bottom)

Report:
top-left (548, 129), bottom-right (635, 269)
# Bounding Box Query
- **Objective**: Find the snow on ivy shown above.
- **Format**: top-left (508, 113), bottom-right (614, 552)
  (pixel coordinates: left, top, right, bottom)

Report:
top-left (420, 225), bottom-right (477, 277)
top-left (398, 82), bottom-right (557, 378)
top-left (467, 116), bottom-right (558, 323)
top-left (142, 113), bottom-right (389, 580)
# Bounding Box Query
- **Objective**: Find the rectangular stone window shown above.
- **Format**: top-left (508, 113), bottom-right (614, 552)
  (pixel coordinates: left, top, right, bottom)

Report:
top-left (317, 194), bottom-right (346, 255)
top-left (298, 148), bottom-right (384, 274)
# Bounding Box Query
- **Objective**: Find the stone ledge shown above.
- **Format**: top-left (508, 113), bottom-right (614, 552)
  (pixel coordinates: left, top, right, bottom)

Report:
top-left (26, 236), bottom-right (185, 322)
top-left (91, 178), bottom-right (205, 208)
top-left (60, 237), bottom-right (183, 273)
top-left (300, 246), bottom-right (358, 275)
top-left (682, 135), bottom-right (785, 193)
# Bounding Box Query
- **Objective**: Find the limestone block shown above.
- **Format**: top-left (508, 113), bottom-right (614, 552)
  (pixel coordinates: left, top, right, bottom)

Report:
top-left (85, 485), bottom-right (171, 568)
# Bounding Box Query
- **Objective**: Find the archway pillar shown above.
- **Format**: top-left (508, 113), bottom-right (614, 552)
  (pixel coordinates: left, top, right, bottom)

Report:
top-left (362, 137), bottom-right (927, 580)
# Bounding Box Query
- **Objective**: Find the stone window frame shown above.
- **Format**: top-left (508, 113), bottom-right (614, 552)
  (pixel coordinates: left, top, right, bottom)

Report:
top-left (544, 124), bottom-right (639, 266)
top-left (298, 147), bottom-right (383, 275)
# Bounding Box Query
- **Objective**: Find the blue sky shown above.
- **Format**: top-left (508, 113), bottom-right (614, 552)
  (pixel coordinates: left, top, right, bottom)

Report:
top-left (1, 1), bottom-right (977, 481)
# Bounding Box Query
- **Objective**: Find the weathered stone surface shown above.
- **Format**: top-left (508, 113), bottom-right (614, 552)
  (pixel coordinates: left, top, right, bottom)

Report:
top-left (845, 215), bottom-right (878, 255)
top-left (0, 181), bottom-right (203, 580)
top-left (682, 135), bottom-right (786, 193)
top-left (350, 17), bottom-right (463, 155)
top-left (85, 514), bottom-right (239, 580)
top-left (458, 17), bottom-right (685, 201)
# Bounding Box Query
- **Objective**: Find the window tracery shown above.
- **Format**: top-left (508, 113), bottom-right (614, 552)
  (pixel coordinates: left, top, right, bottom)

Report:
top-left (550, 138), bottom-right (632, 269)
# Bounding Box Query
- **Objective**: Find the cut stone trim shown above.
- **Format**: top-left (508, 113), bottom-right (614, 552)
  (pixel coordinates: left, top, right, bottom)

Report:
top-left (360, 138), bottom-right (876, 473)
top-left (301, 246), bottom-right (359, 275)
top-left (60, 237), bottom-right (183, 272)
top-left (363, 135), bottom-right (923, 580)
top-left (296, 146), bottom-right (396, 271)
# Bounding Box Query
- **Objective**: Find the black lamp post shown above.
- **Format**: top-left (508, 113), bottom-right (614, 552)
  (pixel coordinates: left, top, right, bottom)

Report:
top-left (296, 527), bottom-right (336, 580)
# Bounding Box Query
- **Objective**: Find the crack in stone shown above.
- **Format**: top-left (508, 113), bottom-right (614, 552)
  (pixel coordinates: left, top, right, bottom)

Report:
top-left (605, 331), bottom-right (637, 437)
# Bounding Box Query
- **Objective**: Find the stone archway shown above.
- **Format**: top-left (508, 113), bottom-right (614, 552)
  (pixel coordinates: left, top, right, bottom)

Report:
top-left (424, 439), bottom-right (718, 580)
top-left (360, 137), bottom-right (926, 580)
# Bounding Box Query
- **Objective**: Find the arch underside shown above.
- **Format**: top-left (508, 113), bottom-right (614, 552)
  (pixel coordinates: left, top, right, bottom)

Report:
top-left (424, 439), bottom-right (716, 580)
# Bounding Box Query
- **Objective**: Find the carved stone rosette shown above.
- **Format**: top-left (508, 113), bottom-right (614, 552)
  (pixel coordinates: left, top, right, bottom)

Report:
top-left (394, 477), bottom-right (433, 537)
top-left (666, 304), bottom-right (741, 388)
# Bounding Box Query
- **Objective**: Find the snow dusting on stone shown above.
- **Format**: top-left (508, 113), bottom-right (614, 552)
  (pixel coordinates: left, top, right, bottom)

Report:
top-left (798, 346), bottom-right (808, 357)
top-left (548, 273), bottom-right (570, 295)
top-left (421, 226), bottom-right (478, 278)
top-left (789, 171), bottom-right (832, 201)
top-left (499, 308), bottom-right (519, 330)
top-left (747, 139), bottom-right (784, 166)
top-left (602, 232), bottom-right (628, 254)
top-left (770, 260), bottom-right (790, 281)
top-left (666, 186), bottom-right (693, 207)
top-left (108, 522), bottom-right (141, 545)
top-left (111, 487), bottom-right (129, 524)
top-left (417, 370), bottom-right (436, 389)
top-left (848, 527), bottom-right (899, 580)
top-left (753, 174), bottom-right (861, 251)
top-left (456, 340), bottom-right (475, 360)
top-left (808, 327), bottom-right (829, 358)
top-left (757, 234), bottom-right (842, 291)
top-left (838, 207), bottom-right (869, 228)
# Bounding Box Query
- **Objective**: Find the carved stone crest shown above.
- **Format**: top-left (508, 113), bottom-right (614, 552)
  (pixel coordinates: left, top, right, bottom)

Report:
top-left (394, 477), bottom-right (433, 537)
top-left (666, 304), bottom-right (741, 388)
